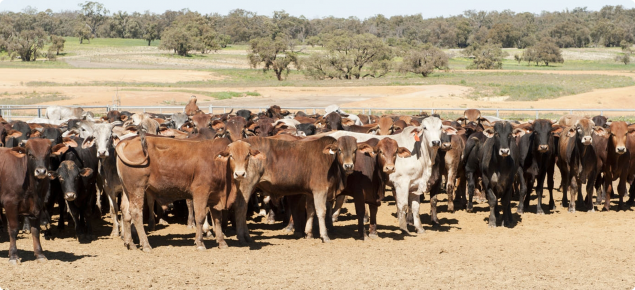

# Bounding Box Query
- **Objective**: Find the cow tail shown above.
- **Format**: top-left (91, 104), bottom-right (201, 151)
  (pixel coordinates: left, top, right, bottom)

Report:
top-left (139, 124), bottom-right (148, 157)
top-left (461, 137), bottom-right (480, 167)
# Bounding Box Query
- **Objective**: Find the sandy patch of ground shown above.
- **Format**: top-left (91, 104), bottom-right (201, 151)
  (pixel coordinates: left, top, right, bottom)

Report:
top-left (0, 69), bottom-right (221, 87)
top-left (2, 171), bottom-right (635, 289)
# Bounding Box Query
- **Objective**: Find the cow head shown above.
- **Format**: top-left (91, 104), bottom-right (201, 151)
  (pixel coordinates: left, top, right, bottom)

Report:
top-left (322, 136), bottom-right (362, 175)
top-left (190, 113), bottom-right (213, 133)
top-left (223, 116), bottom-right (249, 141)
top-left (216, 140), bottom-right (265, 180)
top-left (78, 121), bottom-right (120, 158)
top-left (604, 121), bottom-right (634, 154)
top-left (484, 121), bottom-right (516, 157)
top-left (49, 160), bottom-right (93, 201)
top-left (372, 138), bottom-right (411, 174)
top-left (377, 117), bottom-right (395, 135)
top-left (567, 118), bottom-right (595, 146)
top-left (416, 117), bottom-right (457, 161)
top-left (170, 112), bottom-right (189, 131)
top-left (531, 119), bottom-right (558, 153)
top-left (19, 138), bottom-right (69, 179)
top-left (324, 112), bottom-right (343, 131)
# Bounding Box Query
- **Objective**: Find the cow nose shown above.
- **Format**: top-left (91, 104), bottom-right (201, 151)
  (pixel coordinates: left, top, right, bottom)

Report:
top-left (499, 148), bottom-right (510, 156)
top-left (431, 140), bottom-right (441, 147)
top-left (538, 145), bottom-right (549, 152)
top-left (441, 143), bottom-right (452, 150)
top-left (383, 165), bottom-right (395, 173)
top-left (343, 163), bottom-right (354, 171)
top-left (97, 150), bottom-right (109, 157)
top-left (34, 168), bottom-right (47, 179)
top-left (617, 147), bottom-right (627, 154)
top-left (581, 136), bottom-right (593, 145)
top-left (233, 171), bottom-right (246, 179)
top-left (64, 192), bottom-right (76, 201)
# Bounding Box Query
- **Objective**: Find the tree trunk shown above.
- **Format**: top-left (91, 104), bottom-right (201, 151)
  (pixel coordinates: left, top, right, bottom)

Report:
top-left (275, 70), bottom-right (283, 81)
top-left (148, 40), bottom-right (151, 46)
top-left (80, 38), bottom-right (83, 44)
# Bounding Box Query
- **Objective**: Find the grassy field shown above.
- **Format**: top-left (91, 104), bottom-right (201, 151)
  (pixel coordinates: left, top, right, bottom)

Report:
top-left (0, 91), bottom-right (69, 105)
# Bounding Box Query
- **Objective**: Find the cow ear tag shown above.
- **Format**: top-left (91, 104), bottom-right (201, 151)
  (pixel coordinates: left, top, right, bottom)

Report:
top-left (414, 134), bottom-right (420, 142)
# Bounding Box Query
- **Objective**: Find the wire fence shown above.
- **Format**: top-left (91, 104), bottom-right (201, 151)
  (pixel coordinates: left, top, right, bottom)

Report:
top-left (1, 104), bottom-right (635, 121)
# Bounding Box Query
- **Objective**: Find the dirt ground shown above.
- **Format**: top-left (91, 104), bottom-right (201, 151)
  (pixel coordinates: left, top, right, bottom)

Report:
top-left (2, 170), bottom-right (635, 289)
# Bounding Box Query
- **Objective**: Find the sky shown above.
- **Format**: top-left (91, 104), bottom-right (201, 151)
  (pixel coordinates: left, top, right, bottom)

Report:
top-left (1, 0), bottom-right (634, 19)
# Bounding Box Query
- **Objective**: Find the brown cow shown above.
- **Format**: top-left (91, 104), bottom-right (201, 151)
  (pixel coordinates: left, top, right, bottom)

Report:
top-left (190, 113), bottom-right (214, 132)
top-left (601, 121), bottom-right (635, 211)
top-left (377, 117), bottom-right (395, 135)
top-left (185, 96), bottom-right (201, 116)
top-left (333, 138), bottom-right (411, 239)
top-left (345, 124), bottom-right (380, 134)
top-left (218, 116), bottom-right (254, 141)
top-left (234, 136), bottom-right (361, 243)
top-left (0, 138), bottom-right (69, 264)
top-left (457, 109), bottom-right (486, 125)
top-left (557, 118), bottom-right (603, 212)
top-left (116, 135), bottom-right (260, 251)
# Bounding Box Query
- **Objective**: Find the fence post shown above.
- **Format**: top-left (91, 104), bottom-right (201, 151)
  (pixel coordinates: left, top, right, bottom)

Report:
top-left (368, 108), bottom-right (371, 116)
top-left (600, 110), bottom-right (603, 116)
top-left (536, 111), bottom-right (539, 119)
top-left (224, 107), bottom-right (226, 113)
top-left (208, 105), bottom-right (213, 114)
top-left (496, 109), bottom-right (499, 118)
top-left (431, 108), bottom-right (435, 114)
top-left (569, 110), bottom-right (573, 114)
top-left (37, 108), bottom-right (41, 118)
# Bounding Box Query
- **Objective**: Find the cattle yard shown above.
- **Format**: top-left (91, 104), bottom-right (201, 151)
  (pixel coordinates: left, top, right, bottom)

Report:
top-left (1, 55), bottom-right (635, 289)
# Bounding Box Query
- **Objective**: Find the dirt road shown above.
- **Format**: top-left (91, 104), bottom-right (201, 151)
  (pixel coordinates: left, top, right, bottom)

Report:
top-left (2, 170), bottom-right (635, 289)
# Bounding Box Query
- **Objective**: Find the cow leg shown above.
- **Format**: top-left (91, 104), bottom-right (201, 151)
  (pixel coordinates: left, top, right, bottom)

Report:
top-left (22, 217), bottom-right (31, 234)
top-left (120, 191), bottom-right (134, 249)
top-left (353, 192), bottom-right (367, 240)
top-left (604, 171), bottom-right (613, 212)
top-left (313, 193), bottom-right (331, 242)
top-left (65, 200), bottom-right (83, 241)
top-left (502, 187), bottom-right (513, 228)
top-left (364, 204), bottom-right (370, 224)
top-left (186, 199), bottom-right (195, 229)
top-left (466, 172), bottom-right (476, 213)
top-left (394, 184), bottom-right (410, 234)
top-left (6, 206), bottom-right (21, 264)
top-left (130, 190), bottom-right (151, 252)
top-left (409, 193), bottom-right (424, 234)
top-left (455, 176), bottom-right (467, 210)
top-left (547, 161), bottom-right (556, 210)
top-left (446, 168), bottom-right (457, 213)
top-left (211, 208), bottom-right (227, 249)
top-left (617, 177), bottom-right (627, 211)
top-left (429, 194), bottom-right (439, 227)
top-left (568, 176), bottom-right (578, 213)
top-left (29, 216), bottom-right (47, 261)
top-left (331, 195), bottom-right (346, 223)
top-left (233, 190), bottom-right (253, 245)
top-left (628, 180), bottom-right (635, 206)
top-left (486, 188), bottom-right (497, 227)
top-left (516, 168), bottom-right (528, 214)
top-left (106, 186), bottom-right (120, 237)
top-left (192, 195), bottom-right (207, 251)
top-left (535, 169), bottom-right (547, 215)
top-left (585, 177), bottom-right (596, 212)
top-left (368, 204), bottom-right (378, 239)
top-left (304, 196), bottom-right (316, 239)
top-left (145, 194), bottom-right (156, 231)
top-left (560, 168), bottom-right (570, 208)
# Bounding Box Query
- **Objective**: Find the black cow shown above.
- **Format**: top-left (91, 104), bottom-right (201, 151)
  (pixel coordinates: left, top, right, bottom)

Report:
top-left (296, 123), bottom-right (317, 136)
top-left (236, 109), bottom-right (252, 121)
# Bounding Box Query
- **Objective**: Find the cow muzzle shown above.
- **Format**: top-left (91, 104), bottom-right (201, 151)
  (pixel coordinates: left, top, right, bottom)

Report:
top-left (441, 142), bottom-right (452, 151)
top-left (64, 192), bottom-right (77, 201)
top-left (383, 165), bottom-right (395, 174)
top-left (538, 144), bottom-right (549, 153)
top-left (34, 168), bottom-right (48, 179)
top-left (581, 136), bottom-right (592, 145)
top-left (343, 163), bottom-right (354, 173)
top-left (431, 140), bottom-right (441, 147)
top-left (499, 148), bottom-right (510, 157)
top-left (97, 150), bottom-right (109, 158)
top-left (233, 171), bottom-right (246, 180)
top-left (616, 147), bottom-right (627, 154)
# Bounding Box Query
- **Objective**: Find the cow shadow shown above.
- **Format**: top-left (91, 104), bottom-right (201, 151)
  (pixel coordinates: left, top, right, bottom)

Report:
top-left (481, 212), bottom-right (523, 228)
top-left (0, 249), bottom-right (93, 263)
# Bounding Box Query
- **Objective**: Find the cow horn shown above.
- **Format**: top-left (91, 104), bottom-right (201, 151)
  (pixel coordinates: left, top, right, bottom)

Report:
top-left (115, 142), bottom-right (148, 166)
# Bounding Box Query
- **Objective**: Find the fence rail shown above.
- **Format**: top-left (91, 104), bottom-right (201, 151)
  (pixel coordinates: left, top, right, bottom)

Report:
top-left (1, 104), bottom-right (635, 120)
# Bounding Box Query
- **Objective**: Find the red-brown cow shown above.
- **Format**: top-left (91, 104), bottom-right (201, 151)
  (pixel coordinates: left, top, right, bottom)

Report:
top-left (601, 121), bottom-right (635, 211)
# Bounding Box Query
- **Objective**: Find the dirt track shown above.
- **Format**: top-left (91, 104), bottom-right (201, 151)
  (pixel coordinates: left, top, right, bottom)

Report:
top-left (2, 169), bottom-right (635, 289)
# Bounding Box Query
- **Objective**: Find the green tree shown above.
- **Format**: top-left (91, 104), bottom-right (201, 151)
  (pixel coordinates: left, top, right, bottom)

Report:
top-left (248, 34), bottom-right (299, 81)
top-left (6, 28), bottom-right (48, 61)
top-left (399, 43), bottom-right (448, 77)
top-left (159, 26), bottom-right (195, 56)
top-left (463, 42), bottom-right (504, 69)
top-left (50, 35), bottom-right (65, 55)
top-left (533, 38), bottom-right (564, 66)
top-left (75, 23), bottom-right (93, 44)
top-left (78, 1), bottom-right (109, 36)
top-left (143, 22), bottom-right (158, 46)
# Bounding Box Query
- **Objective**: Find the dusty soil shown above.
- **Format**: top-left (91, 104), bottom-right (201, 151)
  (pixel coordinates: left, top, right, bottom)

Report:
top-left (2, 171), bottom-right (635, 289)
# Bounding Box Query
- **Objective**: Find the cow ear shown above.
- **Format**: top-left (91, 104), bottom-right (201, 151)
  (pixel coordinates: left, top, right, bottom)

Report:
top-left (244, 129), bottom-right (256, 137)
top-left (51, 144), bottom-right (69, 156)
top-left (323, 144), bottom-right (338, 155)
top-left (357, 143), bottom-right (375, 157)
top-left (528, 119), bottom-right (534, 124)
top-left (215, 150), bottom-right (230, 161)
top-left (81, 136), bottom-right (95, 148)
top-left (7, 129), bottom-right (22, 138)
top-left (63, 137), bottom-right (78, 148)
top-left (456, 128), bottom-right (466, 136)
top-left (10, 147), bottom-right (26, 158)
top-left (483, 128), bottom-right (495, 138)
top-left (112, 135), bottom-right (121, 146)
top-left (566, 128), bottom-right (577, 137)
top-left (250, 149), bottom-right (265, 160)
top-left (31, 130), bottom-right (42, 137)
top-left (341, 118), bottom-right (355, 126)
top-left (47, 171), bottom-right (58, 180)
top-left (456, 117), bottom-right (466, 124)
top-left (120, 115), bottom-right (128, 121)
top-left (512, 128), bottom-right (526, 138)
top-left (593, 126), bottom-right (608, 137)
top-left (101, 116), bottom-right (108, 121)
top-left (80, 168), bottom-right (94, 178)
top-left (628, 125), bottom-right (635, 134)
top-left (397, 147), bottom-right (412, 158)
top-left (211, 120), bottom-right (224, 130)
top-left (443, 125), bottom-right (458, 136)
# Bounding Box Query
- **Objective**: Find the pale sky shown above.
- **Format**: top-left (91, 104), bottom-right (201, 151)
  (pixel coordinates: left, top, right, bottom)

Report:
top-left (1, 0), bottom-right (634, 19)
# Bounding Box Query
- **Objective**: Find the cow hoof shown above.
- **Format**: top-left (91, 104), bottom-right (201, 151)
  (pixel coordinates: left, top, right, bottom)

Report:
top-left (322, 237), bottom-right (331, 243)
top-left (305, 233), bottom-right (313, 239)
top-left (331, 217), bottom-right (339, 223)
top-left (142, 247), bottom-right (152, 253)
top-left (363, 216), bottom-right (370, 224)
top-left (125, 243), bottom-right (137, 250)
top-left (158, 219), bottom-right (168, 226)
top-left (466, 207), bottom-right (474, 213)
top-left (400, 229), bottom-right (411, 235)
top-left (416, 227), bottom-right (425, 234)
top-left (205, 231), bottom-right (214, 238)
top-left (8, 259), bottom-right (20, 265)
top-left (517, 209), bottom-right (524, 215)
top-left (186, 224), bottom-right (195, 229)
top-left (488, 223), bottom-right (497, 228)
top-left (368, 233), bottom-right (379, 239)
top-left (568, 208), bottom-right (576, 213)
top-left (36, 256), bottom-right (48, 262)
top-left (258, 209), bottom-right (267, 217)
top-left (537, 211), bottom-right (545, 215)
top-left (266, 217), bottom-right (276, 225)
top-left (110, 231), bottom-right (120, 238)
top-left (218, 241), bottom-right (228, 249)
top-left (196, 246), bottom-right (206, 251)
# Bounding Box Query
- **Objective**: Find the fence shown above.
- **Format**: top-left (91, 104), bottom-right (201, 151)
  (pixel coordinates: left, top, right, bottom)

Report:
top-left (1, 105), bottom-right (635, 121)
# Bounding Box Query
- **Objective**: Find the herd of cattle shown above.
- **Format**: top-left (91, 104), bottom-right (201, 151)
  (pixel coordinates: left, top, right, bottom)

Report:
top-left (0, 97), bottom-right (633, 264)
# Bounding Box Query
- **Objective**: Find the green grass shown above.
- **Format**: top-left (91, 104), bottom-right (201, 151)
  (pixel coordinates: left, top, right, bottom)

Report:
top-left (0, 60), bottom-right (72, 69)
top-left (0, 91), bottom-right (69, 105)
top-left (63, 37), bottom-right (161, 50)
top-left (122, 88), bottom-right (261, 100)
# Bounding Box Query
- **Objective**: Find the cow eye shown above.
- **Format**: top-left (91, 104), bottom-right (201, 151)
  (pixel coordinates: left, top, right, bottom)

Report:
top-left (229, 155), bottom-right (233, 159)
top-left (423, 127), bottom-right (427, 130)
